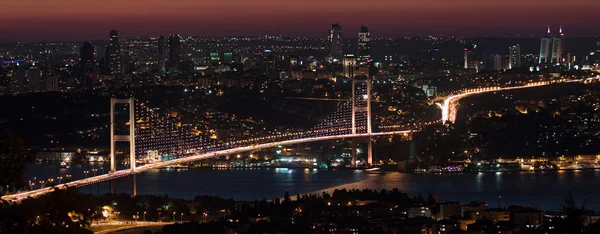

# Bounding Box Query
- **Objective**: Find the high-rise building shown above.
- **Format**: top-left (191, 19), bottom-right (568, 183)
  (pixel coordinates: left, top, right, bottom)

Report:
top-left (343, 54), bottom-right (356, 78)
top-left (158, 35), bottom-right (166, 73)
top-left (210, 52), bottom-right (220, 65)
top-left (80, 42), bottom-right (95, 68)
top-left (80, 42), bottom-right (96, 85)
top-left (262, 50), bottom-right (275, 76)
top-left (357, 26), bottom-right (371, 62)
top-left (168, 34), bottom-right (181, 64)
top-left (105, 30), bottom-right (122, 75)
top-left (595, 38), bottom-right (600, 68)
top-left (328, 23), bottom-right (343, 62)
top-left (464, 45), bottom-right (479, 72)
top-left (27, 68), bottom-right (42, 92)
top-left (11, 66), bottom-right (27, 95)
top-left (223, 52), bottom-right (233, 64)
top-left (539, 26), bottom-right (553, 64)
top-left (509, 45), bottom-right (521, 69)
top-left (492, 54), bottom-right (502, 71)
top-left (551, 26), bottom-right (564, 64)
top-left (45, 76), bottom-right (59, 92)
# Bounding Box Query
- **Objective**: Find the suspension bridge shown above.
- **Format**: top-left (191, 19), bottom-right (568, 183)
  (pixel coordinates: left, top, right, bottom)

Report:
top-left (3, 76), bottom-right (599, 202)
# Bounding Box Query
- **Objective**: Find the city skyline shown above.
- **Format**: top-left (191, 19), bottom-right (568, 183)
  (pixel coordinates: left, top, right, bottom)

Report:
top-left (2, 0), bottom-right (600, 42)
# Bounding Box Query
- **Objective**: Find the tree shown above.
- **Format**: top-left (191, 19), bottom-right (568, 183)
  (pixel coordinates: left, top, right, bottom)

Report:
top-left (0, 187), bottom-right (94, 234)
top-left (560, 191), bottom-right (585, 234)
top-left (0, 129), bottom-right (32, 194)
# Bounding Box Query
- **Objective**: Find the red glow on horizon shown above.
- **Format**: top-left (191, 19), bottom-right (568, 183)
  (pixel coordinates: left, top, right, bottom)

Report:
top-left (0, 0), bottom-right (599, 42)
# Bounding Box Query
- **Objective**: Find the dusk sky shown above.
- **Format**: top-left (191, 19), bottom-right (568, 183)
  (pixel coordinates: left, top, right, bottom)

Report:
top-left (2, 0), bottom-right (599, 42)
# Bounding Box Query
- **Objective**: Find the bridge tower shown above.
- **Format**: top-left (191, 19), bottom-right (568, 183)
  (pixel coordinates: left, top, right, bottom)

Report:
top-left (110, 97), bottom-right (136, 173)
top-left (110, 97), bottom-right (137, 195)
top-left (351, 77), bottom-right (373, 166)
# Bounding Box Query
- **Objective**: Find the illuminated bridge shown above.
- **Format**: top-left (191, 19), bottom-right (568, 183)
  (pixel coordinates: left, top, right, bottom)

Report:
top-left (3, 76), bottom-right (599, 202)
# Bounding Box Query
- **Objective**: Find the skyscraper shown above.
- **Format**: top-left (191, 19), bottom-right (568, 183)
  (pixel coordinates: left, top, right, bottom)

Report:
top-left (595, 37), bottom-right (600, 68)
top-left (464, 45), bottom-right (479, 72)
top-left (105, 30), bottom-right (122, 75)
top-left (509, 45), bottom-right (521, 69)
top-left (80, 42), bottom-right (96, 84)
top-left (551, 26), bottom-right (564, 64)
top-left (343, 54), bottom-right (356, 78)
top-left (168, 34), bottom-right (181, 64)
top-left (492, 54), bottom-right (502, 71)
top-left (539, 25), bottom-right (552, 64)
top-left (328, 23), bottom-right (343, 63)
top-left (158, 35), bottom-right (166, 73)
top-left (357, 26), bottom-right (371, 62)
top-left (80, 42), bottom-right (95, 68)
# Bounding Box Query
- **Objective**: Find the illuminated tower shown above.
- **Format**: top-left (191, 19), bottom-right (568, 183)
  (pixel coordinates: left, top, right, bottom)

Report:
top-left (329, 23), bottom-right (343, 62)
top-left (509, 45), bottom-right (521, 69)
top-left (106, 30), bottom-right (122, 75)
top-left (464, 45), bottom-right (479, 72)
top-left (539, 25), bottom-right (552, 64)
top-left (357, 26), bottom-right (371, 62)
top-left (343, 54), bottom-right (356, 78)
top-left (110, 97), bottom-right (136, 173)
top-left (351, 77), bottom-right (372, 166)
top-left (551, 25), bottom-right (564, 64)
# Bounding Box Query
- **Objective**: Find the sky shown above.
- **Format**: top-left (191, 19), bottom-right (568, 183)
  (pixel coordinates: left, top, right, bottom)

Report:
top-left (1, 0), bottom-right (599, 42)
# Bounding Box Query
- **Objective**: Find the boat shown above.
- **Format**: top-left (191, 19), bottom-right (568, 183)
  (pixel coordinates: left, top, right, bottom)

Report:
top-left (60, 161), bottom-right (68, 168)
top-left (365, 167), bottom-right (380, 172)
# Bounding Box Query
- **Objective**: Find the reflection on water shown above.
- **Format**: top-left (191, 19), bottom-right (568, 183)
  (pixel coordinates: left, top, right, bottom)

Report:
top-left (25, 163), bottom-right (600, 211)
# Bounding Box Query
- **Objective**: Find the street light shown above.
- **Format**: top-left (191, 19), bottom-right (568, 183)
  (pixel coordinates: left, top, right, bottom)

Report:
top-left (84, 170), bottom-right (89, 179)
top-left (66, 174), bottom-right (72, 182)
top-left (172, 212), bottom-right (176, 222)
top-left (38, 180), bottom-right (45, 189)
top-left (143, 211), bottom-right (146, 221)
top-left (57, 176), bottom-right (63, 184)
top-left (28, 181), bottom-right (32, 191)
top-left (92, 168), bottom-right (97, 176)
top-left (100, 167), bottom-right (104, 174)
top-left (180, 213), bottom-right (183, 222)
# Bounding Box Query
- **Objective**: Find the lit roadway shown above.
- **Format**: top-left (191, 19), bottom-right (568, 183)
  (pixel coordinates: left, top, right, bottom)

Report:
top-left (439, 77), bottom-right (599, 123)
top-left (3, 76), bottom-right (598, 202)
top-left (1, 131), bottom-right (412, 202)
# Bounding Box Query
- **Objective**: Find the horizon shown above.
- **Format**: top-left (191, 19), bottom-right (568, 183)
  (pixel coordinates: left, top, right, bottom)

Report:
top-left (2, 33), bottom-right (598, 44)
top-left (1, 0), bottom-right (599, 42)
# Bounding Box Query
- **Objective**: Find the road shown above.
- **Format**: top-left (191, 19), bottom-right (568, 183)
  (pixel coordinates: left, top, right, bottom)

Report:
top-left (440, 77), bottom-right (599, 123)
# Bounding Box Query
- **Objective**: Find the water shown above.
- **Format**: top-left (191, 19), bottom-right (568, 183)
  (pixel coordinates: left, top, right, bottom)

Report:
top-left (24, 163), bottom-right (600, 211)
